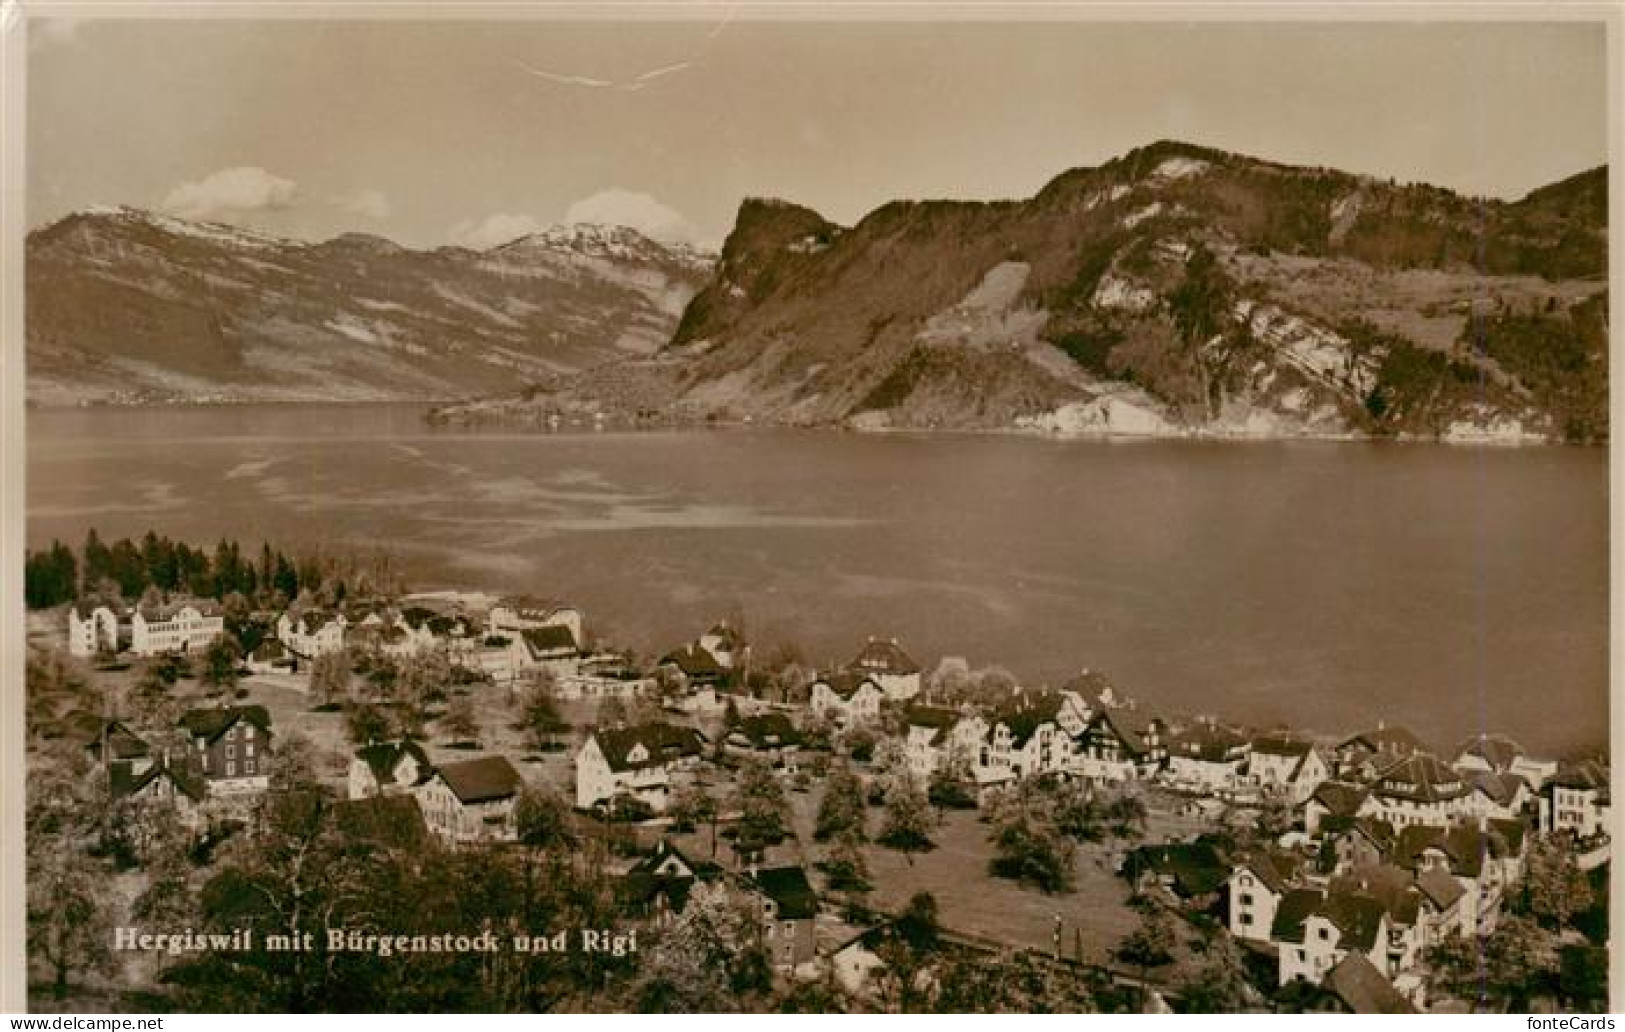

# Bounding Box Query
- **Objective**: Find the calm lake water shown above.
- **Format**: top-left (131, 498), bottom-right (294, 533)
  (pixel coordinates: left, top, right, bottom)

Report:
top-left (26, 404), bottom-right (1610, 756)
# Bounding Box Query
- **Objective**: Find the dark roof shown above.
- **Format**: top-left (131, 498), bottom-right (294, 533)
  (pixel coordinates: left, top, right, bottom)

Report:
top-left (86, 720), bottom-right (150, 762)
top-left (1235, 851), bottom-right (1296, 895)
top-left (594, 722), bottom-right (707, 773)
top-left (848, 636), bottom-right (920, 676)
top-left (728, 712), bottom-right (802, 751)
top-left (178, 705), bottom-right (273, 744)
top-left (1125, 842), bottom-right (1228, 897)
top-left (1372, 753), bottom-right (1468, 803)
top-left (815, 671), bottom-right (885, 701)
top-left (1467, 770), bottom-right (1527, 807)
top-left (905, 705), bottom-right (959, 746)
top-left (1311, 781), bottom-right (1370, 818)
top-left (1338, 725), bottom-right (1426, 758)
top-left (1318, 891), bottom-right (1387, 952)
top-left (1455, 733), bottom-right (1524, 772)
top-left (1252, 735), bottom-right (1313, 759)
top-left (1331, 865), bottom-right (1420, 927)
top-left (1323, 951), bottom-right (1416, 1014)
top-left (992, 690), bottom-right (1070, 748)
top-left (1487, 817), bottom-right (1527, 854)
top-left (1270, 888), bottom-right (1324, 943)
top-left (436, 755), bottom-right (523, 804)
top-left (661, 642), bottom-right (726, 680)
top-left (355, 739), bottom-right (431, 787)
top-left (522, 625), bottom-right (578, 655)
top-left (110, 760), bottom-right (206, 803)
top-left (1170, 722), bottom-right (1248, 763)
top-left (1550, 759), bottom-right (1609, 791)
top-left (1086, 706), bottom-right (1155, 756)
top-left (1415, 867), bottom-right (1467, 911)
top-left (1391, 823), bottom-right (1510, 879)
top-left (749, 866), bottom-right (819, 920)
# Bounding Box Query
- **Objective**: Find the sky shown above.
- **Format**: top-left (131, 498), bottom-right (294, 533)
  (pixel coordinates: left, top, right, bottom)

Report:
top-left (25, 16), bottom-right (1611, 250)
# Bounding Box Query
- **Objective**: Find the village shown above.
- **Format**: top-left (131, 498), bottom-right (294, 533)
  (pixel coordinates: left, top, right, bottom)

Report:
top-left (25, 572), bottom-right (1613, 1013)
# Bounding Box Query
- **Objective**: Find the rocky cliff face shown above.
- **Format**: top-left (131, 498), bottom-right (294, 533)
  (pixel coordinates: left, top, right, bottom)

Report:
top-left (448, 141), bottom-right (1605, 442)
top-left (26, 208), bottom-right (714, 404)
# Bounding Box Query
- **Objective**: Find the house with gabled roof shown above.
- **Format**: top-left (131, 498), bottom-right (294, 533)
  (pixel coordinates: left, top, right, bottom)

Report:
top-left (1228, 851), bottom-right (1297, 942)
top-left (1452, 733), bottom-right (1524, 775)
top-left (1334, 724), bottom-right (1426, 779)
top-left (1390, 820), bottom-right (1523, 935)
top-left (902, 705), bottom-right (962, 777)
top-left (809, 671), bottom-right (888, 727)
top-left (85, 719), bottom-right (152, 773)
top-left (1245, 735), bottom-right (1330, 805)
top-left (132, 598), bottom-right (224, 656)
top-left (1462, 770), bottom-right (1530, 822)
top-left (742, 865), bottom-right (819, 973)
top-left (1272, 886), bottom-right (1389, 987)
top-left (110, 758), bottom-right (208, 830)
top-left (347, 738), bottom-right (432, 800)
top-left (487, 596), bottom-right (584, 646)
top-left (1164, 720), bottom-right (1250, 792)
top-left (620, 839), bottom-right (724, 924)
top-left (1072, 704), bottom-right (1165, 784)
top-left (1321, 816), bottom-right (1396, 875)
top-left (1365, 753), bottom-right (1472, 830)
top-left (178, 704), bottom-right (273, 795)
top-left (245, 637), bottom-right (297, 675)
top-left (1538, 759), bottom-right (1611, 840)
top-left (845, 637), bottom-right (922, 702)
top-left (659, 642), bottom-right (728, 688)
top-left (277, 608), bottom-right (348, 659)
top-left (698, 623), bottom-right (745, 671)
top-left (415, 754), bottom-right (523, 843)
top-left (975, 689), bottom-right (1082, 783)
top-left (1304, 781), bottom-right (1372, 837)
top-left (575, 722), bottom-right (707, 812)
top-left (724, 712), bottom-right (802, 769)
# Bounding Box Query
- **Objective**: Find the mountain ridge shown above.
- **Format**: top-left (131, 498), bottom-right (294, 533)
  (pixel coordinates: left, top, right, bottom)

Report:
top-left (438, 140), bottom-right (1607, 443)
top-left (25, 206), bottom-right (715, 406)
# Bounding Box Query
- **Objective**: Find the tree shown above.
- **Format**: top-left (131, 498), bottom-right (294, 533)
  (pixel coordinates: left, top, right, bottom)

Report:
top-left (1177, 935), bottom-right (1250, 1012)
top-left (1517, 835), bottom-right (1595, 930)
top-left (877, 775), bottom-right (934, 861)
top-left (26, 841), bottom-right (115, 1000)
top-left (517, 683), bottom-right (567, 752)
top-left (201, 632), bottom-right (243, 693)
top-left (346, 703), bottom-right (393, 746)
top-left (731, 758), bottom-right (789, 848)
top-left (1116, 902), bottom-right (1178, 994)
top-left (668, 782), bottom-right (718, 841)
top-left (515, 787), bottom-right (574, 850)
top-left (441, 695), bottom-right (480, 745)
top-left (989, 813), bottom-right (1077, 893)
top-left (815, 764), bottom-right (868, 842)
top-left (634, 881), bottom-right (761, 1012)
top-left (309, 650), bottom-right (352, 708)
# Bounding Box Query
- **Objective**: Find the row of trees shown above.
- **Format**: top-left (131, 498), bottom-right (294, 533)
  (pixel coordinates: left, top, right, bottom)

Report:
top-left (24, 529), bottom-right (406, 611)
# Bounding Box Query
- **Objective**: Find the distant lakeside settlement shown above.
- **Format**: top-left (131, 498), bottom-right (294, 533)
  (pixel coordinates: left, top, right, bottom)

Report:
top-left (20, 531), bottom-right (1611, 1013)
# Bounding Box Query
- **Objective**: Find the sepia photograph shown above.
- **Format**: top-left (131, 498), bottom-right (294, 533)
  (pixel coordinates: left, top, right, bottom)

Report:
top-left (3, 4), bottom-right (1617, 1016)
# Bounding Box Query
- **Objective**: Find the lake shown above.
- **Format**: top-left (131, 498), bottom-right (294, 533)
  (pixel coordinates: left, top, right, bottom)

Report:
top-left (25, 404), bottom-right (1610, 756)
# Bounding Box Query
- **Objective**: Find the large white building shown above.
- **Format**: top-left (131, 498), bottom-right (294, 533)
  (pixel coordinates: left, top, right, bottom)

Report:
top-left (131, 599), bottom-right (225, 656)
top-left (574, 722), bottom-right (707, 812)
top-left (67, 601), bottom-right (125, 657)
